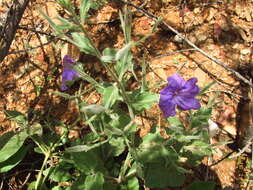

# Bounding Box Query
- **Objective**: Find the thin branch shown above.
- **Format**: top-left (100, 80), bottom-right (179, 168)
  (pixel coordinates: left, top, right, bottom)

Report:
top-left (18, 26), bottom-right (68, 43)
top-left (20, 173), bottom-right (31, 189)
top-left (153, 48), bottom-right (196, 59)
top-left (209, 151), bottom-right (234, 167)
top-left (203, 89), bottom-right (247, 100)
top-left (7, 40), bottom-right (53, 55)
top-left (193, 60), bottom-right (236, 87)
top-left (229, 136), bottom-right (253, 159)
top-left (115, 0), bottom-right (253, 88)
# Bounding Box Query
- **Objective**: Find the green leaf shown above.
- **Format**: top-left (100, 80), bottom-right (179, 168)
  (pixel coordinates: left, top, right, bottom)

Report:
top-left (0, 144), bottom-right (31, 173)
top-left (177, 135), bottom-right (202, 142)
top-left (57, 0), bottom-right (74, 12)
top-left (52, 186), bottom-right (69, 190)
top-left (80, 104), bottom-right (106, 115)
top-left (43, 164), bottom-right (72, 182)
top-left (80, 0), bottom-right (92, 23)
top-left (108, 113), bottom-right (136, 134)
top-left (71, 175), bottom-right (86, 190)
top-left (30, 122), bottom-right (43, 136)
top-left (190, 107), bottom-right (212, 128)
top-left (0, 123), bottom-right (41, 163)
top-left (0, 131), bottom-right (15, 149)
top-left (104, 124), bottom-right (124, 136)
top-left (34, 147), bottom-right (44, 154)
top-left (144, 163), bottom-right (185, 188)
top-left (66, 139), bottom-right (109, 152)
top-left (32, 134), bottom-right (56, 154)
top-left (125, 177), bottom-right (139, 190)
top-left (103, 182), bottom-right (117, 190)
top-left (53, 91), bottom-right (75, 99)
top-left (101, 48), bottom-right (117, 63)
top-left (4, 110), bottom-right (27, 127)
top-left (35, 85), bottom-right (42, 96)
top-left (27, 181), bottom-right (49, 190)
top-left (82, 133), bottom-right (100, 144)
top-left (130, 90), bottom-right (159, 112)
top-left (85, 172), bottom-right (104, 190)
top-left (115, 52), bottom-right (133, 81)
top-left (70, 151), bottom-right (98, 174)
top-left (167, 116), bottom-right (183, 126)
top-left (138, 139), bottom-right (177, 164)
top-left (0, 130), bottom-right (29, 162)
top-left (199, 81), bottom-right (216, 95)
top-left (115, 9), bottom-right (133, 81)
top-left (72, 33), bottom-right (96, 55)
top-left (108, 137), bottom-right (126, 156)
top-left (119, 8), bottom-right (132, 43)
top-left (109, 113), bottom-right (131, 130)
top-left (56, 16), bottom-right (79, 31)
top-left (73, 64), bottom-right (102, 88)
top-left (51, 186), bottom-right (63, 190)
top-left (185, 181), bottom-right (216, 190)
top-left (183, 140), bottom-right (212, 157)
top-left (39, 10), bottom-right (64, 36)
top-left (138, 127), bottom-right (177, 164)
top-left (115, 42), bottom-right (134, 61)
top-left (69, 147), bottom-right (106, 175)
top-left (102, 85), bottom-right (119, 109)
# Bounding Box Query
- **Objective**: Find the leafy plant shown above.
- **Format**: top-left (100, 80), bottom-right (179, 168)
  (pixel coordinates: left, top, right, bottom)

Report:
top-left (1, 1), bottom-right (218, 190)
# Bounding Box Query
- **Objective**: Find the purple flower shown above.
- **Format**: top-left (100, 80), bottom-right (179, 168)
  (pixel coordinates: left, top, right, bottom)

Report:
top-left (159, 73), bottom-right (201, 117)
top-left (61, 55), bottom-right (79, 91)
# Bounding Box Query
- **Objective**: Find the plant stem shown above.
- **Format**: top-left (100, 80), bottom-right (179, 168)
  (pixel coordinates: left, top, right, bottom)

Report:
top-left (118, 152), bottom-right (131, 183)
top-left (34, 128), bottom-right (68, 190)
top-left (103, 62), bottom-right (135, 120)
top-left (67, 6), bottom-right (136, 122)
top-left (70, 7), bottom-right (136, 120)
top-left (125, 169), bottom-right (137, 179)
top-left (35, 152), bottom-right (50, 190)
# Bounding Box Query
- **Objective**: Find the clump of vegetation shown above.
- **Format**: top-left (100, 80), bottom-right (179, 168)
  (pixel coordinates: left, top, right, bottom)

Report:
top-left (0, 0), bottom-right (221, 189)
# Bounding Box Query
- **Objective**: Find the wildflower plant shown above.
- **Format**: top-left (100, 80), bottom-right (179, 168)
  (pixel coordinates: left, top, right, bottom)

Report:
top-left (0, 1), bottom-right (217, 190)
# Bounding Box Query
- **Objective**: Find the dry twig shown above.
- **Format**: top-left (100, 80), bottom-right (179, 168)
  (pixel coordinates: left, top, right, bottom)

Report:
top-left (8, 40), bottom-right (53, 55)
top-left (153, 48), bottom-right (196, 59)
top-left (18, 26), bottom-right (67, 42)
top-left (229, 136), bottom-right (253, 159)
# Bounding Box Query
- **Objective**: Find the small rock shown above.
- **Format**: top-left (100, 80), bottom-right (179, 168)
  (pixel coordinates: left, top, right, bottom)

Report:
top-left (173, 34), bottom-right (184, 43)
top-left (208, 119), bottom-right (220, 137)
top-left (240, 49), bottom-right (251, 55)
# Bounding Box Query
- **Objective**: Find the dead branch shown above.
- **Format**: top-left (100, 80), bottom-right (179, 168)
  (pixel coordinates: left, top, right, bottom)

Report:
top-left (116, 0), bottom-right (253, 88)
top-left (8, 40), bottom-right (53, 55)
top-left (229, 136), bottom-right (253, 159)
top-left (153, 48), bottom-right (196, 59)
top-left (0, 0), bottom-right (30, 62)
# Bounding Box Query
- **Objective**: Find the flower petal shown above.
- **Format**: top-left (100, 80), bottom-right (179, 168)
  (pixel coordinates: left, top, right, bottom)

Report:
top-left (167, 73), bottom-right (185, 90)
top-left (61, 83), bottom-right (68, 91)
top-left (160, 85), bottom-right (175, 96)
top-left (181, 78), bottom-right (199, 96)
top-left (174, 96), bottom-right (201, 111)
top-left (61, 68), bottom-right (79, 91)
top-left (159, 94), bottom-right (176, 117)
top-left (63, 55), bottom-right (75, 65)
